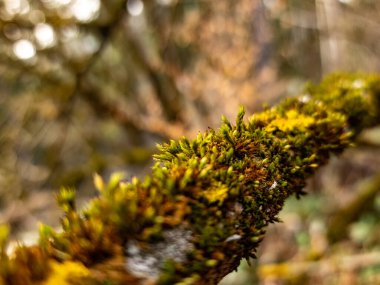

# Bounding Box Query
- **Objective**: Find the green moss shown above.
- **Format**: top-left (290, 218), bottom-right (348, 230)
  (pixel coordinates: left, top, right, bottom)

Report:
top-left (1, 73), bottom-right (380, 285)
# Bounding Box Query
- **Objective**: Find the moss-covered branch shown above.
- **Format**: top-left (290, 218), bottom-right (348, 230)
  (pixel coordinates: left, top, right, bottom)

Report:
top-left (1, 73), bottom-right (380, 285)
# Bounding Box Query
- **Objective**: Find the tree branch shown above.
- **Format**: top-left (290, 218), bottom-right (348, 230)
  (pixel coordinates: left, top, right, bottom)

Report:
top-left (1, 73), bottom-right (380, 285)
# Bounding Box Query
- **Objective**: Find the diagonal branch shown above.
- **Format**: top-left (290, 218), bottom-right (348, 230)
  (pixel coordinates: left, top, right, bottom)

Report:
top-left (1, 73), bottom-right (380, 285)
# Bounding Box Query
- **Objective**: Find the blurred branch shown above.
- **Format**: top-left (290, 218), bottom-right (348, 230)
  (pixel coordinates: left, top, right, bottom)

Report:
top-left (258, 251), bottom-right (380, 281)
top-left (75, 2), bottom-right (129, 79)
top-left (123, 23), bottom-right (184, 122)
top-left (327, 172), bottom-right (380, 243)
top-left (42, 1), bottom-right (130, 186)
top-left (142, 0), bottom-right (212, 120)
top-left (356, 128), bottom-right (380, 149)
top-left (76, 1), bottom-right (188, 139)
top-left (80, 84), bottom-right (189, 139)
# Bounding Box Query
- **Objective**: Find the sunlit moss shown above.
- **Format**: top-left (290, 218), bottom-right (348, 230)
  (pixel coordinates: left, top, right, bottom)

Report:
top-left (41, 261), bottom-right (90, 285)
top-left (202, 183), bottom-right (229, 204)
top-left (258, 109), bottom-right (315, 132)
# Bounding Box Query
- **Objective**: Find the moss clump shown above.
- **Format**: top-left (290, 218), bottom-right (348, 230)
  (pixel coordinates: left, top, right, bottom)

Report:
top-left (41, 261), bottom-right (90, 285)
top-left (256, 108), bottom-right (316, 132)
top-left (1, 73), bottom-right (380, 285)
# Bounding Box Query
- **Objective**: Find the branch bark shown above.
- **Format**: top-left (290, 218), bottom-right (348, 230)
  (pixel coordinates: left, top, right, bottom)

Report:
top-left (1, 73), bottom-right (380, 285)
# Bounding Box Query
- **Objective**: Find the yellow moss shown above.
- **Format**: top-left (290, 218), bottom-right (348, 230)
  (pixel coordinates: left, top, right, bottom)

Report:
top-left (93, 173), bottom-right (105, 192)
top-left (258, 263), bottom-right (292, 279)
top-left (265, 109), bottom-right (315, 132)
top-left (202, 183), bottom-right (229, 204)
top-left (41, 261), bottom-right (90, 285)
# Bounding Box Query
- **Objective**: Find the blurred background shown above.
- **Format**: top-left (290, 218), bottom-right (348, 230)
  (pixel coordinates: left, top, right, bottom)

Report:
top-left (0, 0), bottom-right (380, 284)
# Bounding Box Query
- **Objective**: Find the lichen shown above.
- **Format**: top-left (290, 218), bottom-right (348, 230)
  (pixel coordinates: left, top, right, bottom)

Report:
top-left (125, 227), bottom-right (193, 280)
top-left (1, 73), bottom-right (380, 285)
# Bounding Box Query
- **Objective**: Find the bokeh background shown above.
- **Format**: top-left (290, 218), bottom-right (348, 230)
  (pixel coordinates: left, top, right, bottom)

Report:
top-left (0, 0), bottom-right (380, 284)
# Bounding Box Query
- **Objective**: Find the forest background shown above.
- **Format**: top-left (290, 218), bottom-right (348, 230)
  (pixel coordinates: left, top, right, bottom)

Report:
top-left (0, 0), bottom-right (380, 284)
